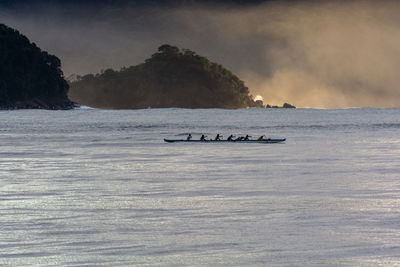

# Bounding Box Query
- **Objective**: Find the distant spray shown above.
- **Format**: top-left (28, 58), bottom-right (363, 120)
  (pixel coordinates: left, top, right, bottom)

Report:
top-left (2, 0), bottom-right (399, 107)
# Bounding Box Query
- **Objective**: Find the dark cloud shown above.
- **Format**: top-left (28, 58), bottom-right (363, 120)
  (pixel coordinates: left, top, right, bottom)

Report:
top-left (0, 0), bottom-right (268, 8)
top-left (1, 0), bottom-right (399, 107)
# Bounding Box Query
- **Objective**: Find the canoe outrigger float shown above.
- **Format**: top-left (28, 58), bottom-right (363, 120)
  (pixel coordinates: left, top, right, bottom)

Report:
top-left (164, 138), bottom-right (286, 144)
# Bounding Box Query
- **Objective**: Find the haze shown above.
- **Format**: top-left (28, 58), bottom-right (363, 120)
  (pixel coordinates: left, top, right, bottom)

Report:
top-left (1, 0), bottom-right (399, 108)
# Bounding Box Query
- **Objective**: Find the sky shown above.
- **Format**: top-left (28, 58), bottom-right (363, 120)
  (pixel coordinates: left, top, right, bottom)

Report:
top-left (1, 0), bottom-right (399, 108)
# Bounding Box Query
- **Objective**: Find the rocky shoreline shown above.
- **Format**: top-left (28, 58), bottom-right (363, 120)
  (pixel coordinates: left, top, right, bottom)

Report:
top-left (252, 100), bottom-right (296, 109)
top-left (266, 103), bottom-right (296, 109)
top-left (0, 98), bottom-right (77, 110)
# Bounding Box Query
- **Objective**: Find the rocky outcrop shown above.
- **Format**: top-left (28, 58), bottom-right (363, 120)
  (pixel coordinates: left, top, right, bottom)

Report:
top-left (266, 103), bottom-right (296, 109)
top-left (282, 103), bottom-right (296, 108)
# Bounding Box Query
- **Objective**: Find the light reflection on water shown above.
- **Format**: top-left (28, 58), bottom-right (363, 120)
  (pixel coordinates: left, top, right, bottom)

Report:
top-left (0, 108), bottom-right (400, 266)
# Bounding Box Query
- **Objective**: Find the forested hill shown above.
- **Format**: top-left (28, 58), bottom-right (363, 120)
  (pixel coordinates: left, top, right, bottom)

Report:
top-left (69, 45), bottom-right (260, 109)
top-left (0, 24), bottom-right (74, 109)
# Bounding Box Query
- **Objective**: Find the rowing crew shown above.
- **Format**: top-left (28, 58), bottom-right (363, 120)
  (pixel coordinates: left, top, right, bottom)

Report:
top-left (187, 134), bottom-right (267, 141)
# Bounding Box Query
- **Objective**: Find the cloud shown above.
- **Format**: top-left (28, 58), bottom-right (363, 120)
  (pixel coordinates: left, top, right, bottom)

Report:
top-left (2, 0), bottom-right (399, 107)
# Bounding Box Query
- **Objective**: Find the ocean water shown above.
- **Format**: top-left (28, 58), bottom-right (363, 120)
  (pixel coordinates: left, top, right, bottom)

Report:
top-left (0, 108), bottom-right (399, 266)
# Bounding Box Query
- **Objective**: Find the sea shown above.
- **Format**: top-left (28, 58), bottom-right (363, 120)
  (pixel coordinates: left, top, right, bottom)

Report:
top-left (1, 108), bottom-right (399, 266)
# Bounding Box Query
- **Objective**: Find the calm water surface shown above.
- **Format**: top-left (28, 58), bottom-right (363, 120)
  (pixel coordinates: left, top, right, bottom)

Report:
top-left (1, 108), bottom-right (400, 266)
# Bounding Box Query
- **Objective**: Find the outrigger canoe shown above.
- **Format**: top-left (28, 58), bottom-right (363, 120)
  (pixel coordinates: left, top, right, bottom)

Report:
top-left (164, 138), bottom-right (286, 144)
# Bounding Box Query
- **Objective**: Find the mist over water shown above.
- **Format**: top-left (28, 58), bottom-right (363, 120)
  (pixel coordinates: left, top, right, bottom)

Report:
top-left (1, 0), bottom-right (399, 107)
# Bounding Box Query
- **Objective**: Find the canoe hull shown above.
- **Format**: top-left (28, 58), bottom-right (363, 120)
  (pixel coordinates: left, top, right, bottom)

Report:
top-left (164, 138), bottom-right (286, 144)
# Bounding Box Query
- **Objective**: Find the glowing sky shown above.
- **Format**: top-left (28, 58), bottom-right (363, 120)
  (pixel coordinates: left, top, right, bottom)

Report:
top-left (1, 0), bottom-right (399, 108)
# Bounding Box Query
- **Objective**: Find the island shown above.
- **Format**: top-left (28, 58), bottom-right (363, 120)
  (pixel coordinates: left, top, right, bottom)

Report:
top-left (0, 24), bottom-right (74, 110)
top-left (69, 45), bottom-right (261, 109)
